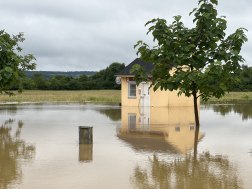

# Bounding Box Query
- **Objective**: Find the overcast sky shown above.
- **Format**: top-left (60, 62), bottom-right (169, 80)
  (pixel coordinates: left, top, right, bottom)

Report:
top-left (0, 0), bottom-right (251, 71)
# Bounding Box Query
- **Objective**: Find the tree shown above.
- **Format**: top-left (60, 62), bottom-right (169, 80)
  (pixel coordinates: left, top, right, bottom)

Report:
top-left (21, 77), bottom-right (36, 90)
top-left (0, 30), bottom-right (36, 95)
top-left (79, 74), bottom-right (89, 82)
top-left (33, 72), bottom-right (48, 90)
top-left (103, 62), bottom-right (125, 89)
top-left (49, 77), bottom-right (60, 90)
top-left (68, 78), bottom-right (82, 90)
top-left (131, 0), bottom-right (248, 127)
top-left (89, 62), bottom-right (125, 90)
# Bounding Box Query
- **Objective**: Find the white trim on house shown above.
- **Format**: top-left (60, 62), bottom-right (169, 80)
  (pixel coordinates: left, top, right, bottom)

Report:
top-left (140, 82), bottom-right (150, 107)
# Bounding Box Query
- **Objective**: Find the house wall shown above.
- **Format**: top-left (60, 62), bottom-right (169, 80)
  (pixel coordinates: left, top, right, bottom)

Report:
top-left (121, 77), bottom-right (141, 107)
top-left (121, 76), bottom-right (199, 107)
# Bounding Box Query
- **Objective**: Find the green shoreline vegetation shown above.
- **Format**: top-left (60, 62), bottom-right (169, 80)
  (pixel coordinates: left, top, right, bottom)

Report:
top-left (0, 90), bottom-right (121, 104)
top-left (0, 90), bottom-right (251, 104)
top-left (206, 92), bottom-right (252, 103)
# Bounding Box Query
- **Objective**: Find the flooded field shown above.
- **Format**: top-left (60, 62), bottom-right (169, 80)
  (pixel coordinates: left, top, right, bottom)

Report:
top-left (0, 102), bottom-right (252, 189)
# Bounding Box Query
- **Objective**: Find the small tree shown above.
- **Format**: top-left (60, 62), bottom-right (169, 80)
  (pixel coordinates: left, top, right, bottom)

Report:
top-left (0, 30), bottom-right (36, 95)
top-left (131, 0), bottom-right (248, 127)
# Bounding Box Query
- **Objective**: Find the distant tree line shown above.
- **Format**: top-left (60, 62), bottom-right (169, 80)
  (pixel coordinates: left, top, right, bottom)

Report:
top-left (227, 65), bottom-right (252, 92)
top-left (198, 64), bottom-right (252, 92)
top-left (11, 62), bottom-right (125, 90)
top-left (9, 63), bottom-right (252, 92)
top-left (24, 71), bottom-right (97, 79)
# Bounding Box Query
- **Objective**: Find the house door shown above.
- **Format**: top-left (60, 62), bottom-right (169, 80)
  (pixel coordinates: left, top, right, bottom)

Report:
top-left (141, 83), bottom-right (150, 107)
top-left (140, 106), bottom-right (150, 131)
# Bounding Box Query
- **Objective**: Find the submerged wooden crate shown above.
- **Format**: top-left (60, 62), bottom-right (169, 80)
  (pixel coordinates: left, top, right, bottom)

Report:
top-left (79, 126), bottom-right (93, 144)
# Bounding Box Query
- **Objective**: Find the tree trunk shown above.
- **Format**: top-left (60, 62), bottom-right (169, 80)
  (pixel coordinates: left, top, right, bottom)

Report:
top-left (193, 121), bottom-right (199, 161)
top-left (193, 90), bottom-right (200, 127)
top-left (193, 89), bottom-right (200, 161)
top-left (193, 124), bottom-right (199, 177)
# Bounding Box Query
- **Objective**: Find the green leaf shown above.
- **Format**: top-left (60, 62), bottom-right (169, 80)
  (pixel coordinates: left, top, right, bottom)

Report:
top-left (0, 41), bottom-right (8, 51)
top-left (166, 83), bottom-right (174, 90)
top-left (174, 15), bottom-right (182, 22)
top-left (241, 36), bottom-right (248, 42)
top-left (4, 72), bottom-right (12, 79)
top-left (203, 13), bottom-right (211, 19)
top-left (219, 84), bottom-right (227, 90)
top-left (134, 41), bottom-right (143, 49)
top-left (231, 50), bottom-right (239, 56)
top-left (180, 88), bottom-right (185, 92)
top-left (189, 44), bottom-right (196, 48)
top-left (145, 19), bottom-right (157, 26)
top-left (235, 78), bottom-right (240, 82)
top-left (198, 0), bottom-right (204, 5)
top-left (205, 20), bottom-right (211, 28)
top-left (4, 67), bottom-right (13, 73)
top-left (210, 0), bottom-right (218, 5)
top-left (214, 68), bottom-right (222, 75)
top-left (188, 74), bottom-right (196, 81)
top-left (205, 4), bottom-right (213, 12)
top-left (166, 39), bottom-right (171, 46)
top-left (215, 61), bottom-right (222, 65)
top-left (177, 91), bottom-right (183, 96)
top-left (189, 8), bottom-right (197, 16)
top-left (130, 64), bottom-right (141, 73)
top-left (154, 83), bottom-right (161, 91)
top-left (136, 79), bottom-right (142, 86)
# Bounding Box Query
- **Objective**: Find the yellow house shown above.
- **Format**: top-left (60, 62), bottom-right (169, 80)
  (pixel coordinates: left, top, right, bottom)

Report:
top-left (116, 58), bottom-right (199, 107)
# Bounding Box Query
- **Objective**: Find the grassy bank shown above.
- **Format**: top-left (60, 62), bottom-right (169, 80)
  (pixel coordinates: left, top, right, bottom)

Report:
top-left (205, 92), bottom-right (252, 103)
top-left (1, 90), bottom-right (251, 104)
top-left (0, 90), bottom-right (121, 103)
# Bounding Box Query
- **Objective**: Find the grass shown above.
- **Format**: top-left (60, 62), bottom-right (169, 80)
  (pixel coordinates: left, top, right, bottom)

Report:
top-left (1, 90), bottom-right (251, 104)
top-left (205, 92), bottom-right (252, 103)
top-left (0, 90), bottom-right (121, 104)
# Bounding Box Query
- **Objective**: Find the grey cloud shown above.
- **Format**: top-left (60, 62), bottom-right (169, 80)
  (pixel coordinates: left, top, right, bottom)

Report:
top-left (0, 0), bottom-right (251, 71)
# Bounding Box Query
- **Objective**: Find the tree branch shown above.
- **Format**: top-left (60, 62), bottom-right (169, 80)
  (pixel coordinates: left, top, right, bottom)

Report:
top-left (197, 93), bottom-right (205, 99)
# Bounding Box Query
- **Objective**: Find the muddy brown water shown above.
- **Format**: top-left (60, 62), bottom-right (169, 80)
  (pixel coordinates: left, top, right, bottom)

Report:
top-left (0, 102), bottom-right (251, 189)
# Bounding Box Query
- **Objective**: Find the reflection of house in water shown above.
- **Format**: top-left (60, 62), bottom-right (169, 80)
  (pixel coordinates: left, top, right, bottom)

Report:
top-left (117, 106), bottom-right (204, 154)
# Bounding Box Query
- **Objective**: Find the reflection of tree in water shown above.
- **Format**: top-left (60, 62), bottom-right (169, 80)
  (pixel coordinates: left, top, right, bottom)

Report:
top-left (0, 105), bottom-right (18, 116)
top-left (131, 123), bottom-right (241, 189)
top-left (0, 119), bottom-right (36, 189)
top-left (131, 152), bottom-right (242, 189)
top-left (96, 108), bottom-right (121, 121)
top-left (212, 102), bottom-right (252, 120)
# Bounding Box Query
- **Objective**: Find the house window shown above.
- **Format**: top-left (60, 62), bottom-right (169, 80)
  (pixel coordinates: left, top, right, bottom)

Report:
top-left (175, 127), bottom-right (180, 132)
top-left (190, 126), bottom-right (195, 131)
top-left (128, 82), bottom-right (136, 98)
top-left (128, 114), bottom-right (136, 131)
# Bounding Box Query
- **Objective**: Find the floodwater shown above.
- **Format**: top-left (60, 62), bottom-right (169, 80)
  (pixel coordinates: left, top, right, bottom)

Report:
top-left (0, 102), bottom-right (252, 189)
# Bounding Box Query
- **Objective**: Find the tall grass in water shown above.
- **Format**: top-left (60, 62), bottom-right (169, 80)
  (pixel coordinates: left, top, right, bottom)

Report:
top-left (241, 94), bottom-right (250, 99)
top-left (0, 90), bottom-right (121, 103)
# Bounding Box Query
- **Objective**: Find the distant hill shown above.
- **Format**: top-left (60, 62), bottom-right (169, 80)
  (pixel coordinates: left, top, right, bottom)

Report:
top-left (24, 71), bottom-right (97, 79)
